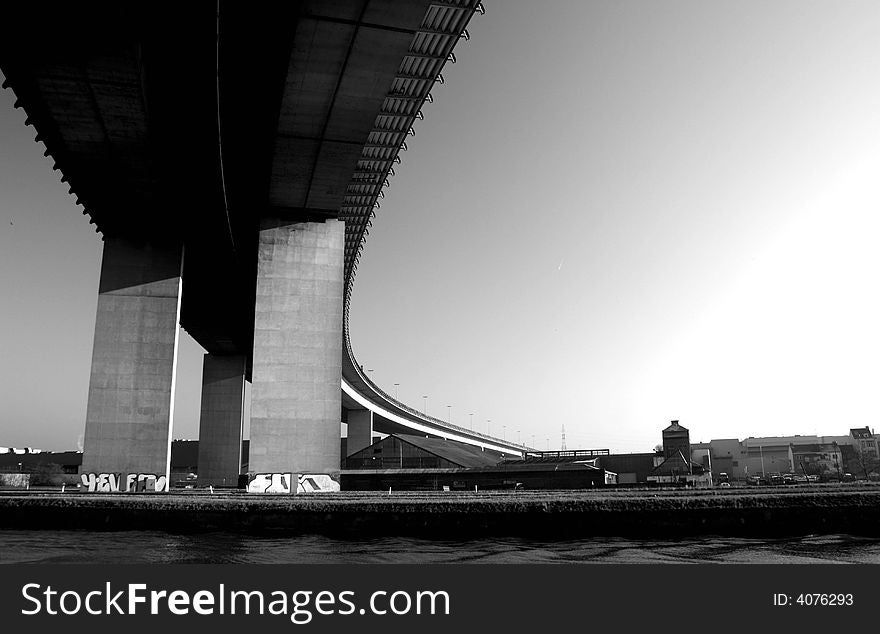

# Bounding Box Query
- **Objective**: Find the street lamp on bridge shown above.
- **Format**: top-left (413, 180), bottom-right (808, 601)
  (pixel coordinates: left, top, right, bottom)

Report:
top-left (422, 395), bottom-right (428, 416)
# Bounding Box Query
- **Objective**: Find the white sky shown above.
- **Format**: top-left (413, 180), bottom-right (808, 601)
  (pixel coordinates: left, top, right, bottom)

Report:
top-left (2, 0), bottom-right (880, 452)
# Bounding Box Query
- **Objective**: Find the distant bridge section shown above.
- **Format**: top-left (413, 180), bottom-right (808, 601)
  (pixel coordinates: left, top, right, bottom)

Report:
top-left (342, 348), bottom-right (528, 457)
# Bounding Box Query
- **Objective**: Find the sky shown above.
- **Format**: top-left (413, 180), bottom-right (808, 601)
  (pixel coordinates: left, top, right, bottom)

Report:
top-left (2, 0), bottom-right (880, 453)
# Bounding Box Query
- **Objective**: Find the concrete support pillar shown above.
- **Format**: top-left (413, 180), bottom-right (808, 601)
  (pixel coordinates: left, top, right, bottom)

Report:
top-left (249, 219), bottom-right (344, 474)
top-left (196, 353), bottom-right (246, 486)
top-left (346, 409), bottom-right (374, 456)
top-left (81, 237), bottom-right (183, 483)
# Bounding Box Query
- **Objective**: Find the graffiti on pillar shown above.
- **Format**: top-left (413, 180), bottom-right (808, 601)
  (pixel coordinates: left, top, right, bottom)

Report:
top-left (80, 472), bottom-right (121, 492)
top-left (125, 473), bottom-right (169, 493)
top-left (297, 474), bottom-right (340, 493)
top-left (246, 473), bottom-right (293, 494)
top-left (80, 473), bottom-right (168, 492)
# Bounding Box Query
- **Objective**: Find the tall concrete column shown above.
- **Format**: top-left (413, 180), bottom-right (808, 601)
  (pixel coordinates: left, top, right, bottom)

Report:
top-left (196, 353), bottom-right (246, 486)
top-left (346, 409), bottom-right (373, 456)
top-left (81, 237), bottom-right (183, 482)
top-left (249, 219), bottom-right (344, 474)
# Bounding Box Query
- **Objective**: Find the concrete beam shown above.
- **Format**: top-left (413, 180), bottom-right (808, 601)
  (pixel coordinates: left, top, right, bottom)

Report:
top-left (249, 219), bottom-right (344, 474)
top-left (81, 237), bottom-right (183, 483)
top-left (346, 409), bottom-right (373, 456)
top-left (196, 353), bottom-right (247, 486)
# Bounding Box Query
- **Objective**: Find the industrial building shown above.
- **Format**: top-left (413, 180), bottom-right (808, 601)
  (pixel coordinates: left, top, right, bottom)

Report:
top-left (344, 434), bottom-right (506, 470)
top-left (341, 434), bottom-right (615, 491)
top-left (647, 421), bottom-right (711, 486)
top-left (0, 448), bottom-right (81, 475)
top-left (596, 453), bottom-right (658, 485)
top-left (701, 428), bottom-right (879, 481)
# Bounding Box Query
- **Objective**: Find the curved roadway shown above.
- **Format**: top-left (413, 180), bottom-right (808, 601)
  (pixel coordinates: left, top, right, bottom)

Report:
top-left (342, 335), bottom-right (530, 456)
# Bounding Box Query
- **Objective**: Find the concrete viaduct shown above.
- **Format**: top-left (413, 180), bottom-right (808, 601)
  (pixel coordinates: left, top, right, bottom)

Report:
top-left (1, 0), bottom-right (527, 489)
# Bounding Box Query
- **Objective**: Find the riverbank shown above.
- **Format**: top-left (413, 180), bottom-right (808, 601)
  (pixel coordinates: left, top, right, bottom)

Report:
top-left (2, 487), bottom-right (879, 537)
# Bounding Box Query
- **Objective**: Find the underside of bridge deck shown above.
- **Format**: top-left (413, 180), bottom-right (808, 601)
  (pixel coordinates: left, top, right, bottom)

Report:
top-left (1, 0), bottom-right (505, 487)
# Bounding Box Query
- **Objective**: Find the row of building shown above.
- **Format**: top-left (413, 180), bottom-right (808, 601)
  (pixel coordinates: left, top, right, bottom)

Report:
top-left (596, 422), bottom-right (880, 485)
top-left (2, 422), bottom-right (878, 490)
top-left (692, 427), bottom-right (880, 481)
top-left (0, 438), bottom-right (616, 490)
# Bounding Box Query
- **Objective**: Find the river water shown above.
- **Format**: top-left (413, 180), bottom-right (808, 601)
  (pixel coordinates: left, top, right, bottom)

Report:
top-left (2, 531), bottom-right (880, 564)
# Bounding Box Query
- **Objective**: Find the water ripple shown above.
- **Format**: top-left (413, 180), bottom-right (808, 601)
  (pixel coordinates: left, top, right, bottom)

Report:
top-left (2, 531), bottom-right (880, 564)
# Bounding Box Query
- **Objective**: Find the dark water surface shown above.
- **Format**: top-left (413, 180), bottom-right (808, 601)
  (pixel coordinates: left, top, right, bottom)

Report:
top-left (2, 531), bottom-right (880, 564)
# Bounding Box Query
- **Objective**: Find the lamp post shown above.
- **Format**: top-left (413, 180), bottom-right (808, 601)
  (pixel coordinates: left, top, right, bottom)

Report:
top-left (487, 419), bottom-right (491, 435)
top-left (422, 395), bottom-right (428, 416)
top-left (469, 413), bottom-right (474, 430)
top-left (393, 383), bottom-right (400, 400)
